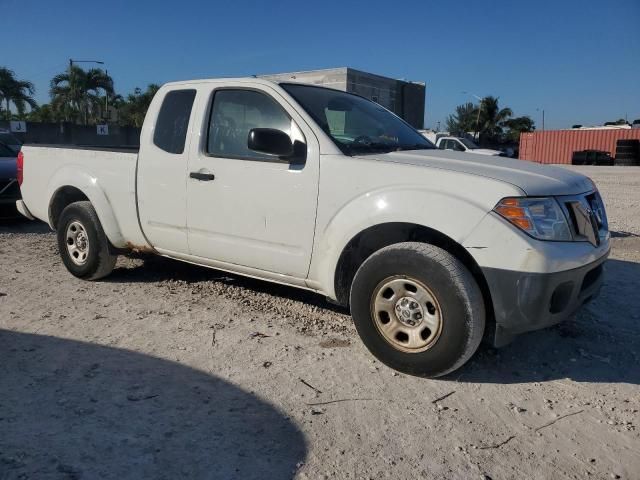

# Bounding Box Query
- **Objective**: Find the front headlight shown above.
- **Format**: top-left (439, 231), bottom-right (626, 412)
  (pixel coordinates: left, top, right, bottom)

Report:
top-left (494, 197), bottom-right (572, 241)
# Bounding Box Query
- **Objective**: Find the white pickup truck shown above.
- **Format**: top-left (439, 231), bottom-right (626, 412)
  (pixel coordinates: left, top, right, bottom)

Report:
top-left (16, 78), bottom-right (610, 377)
top-left (435, 136), bottom-right (504, 156)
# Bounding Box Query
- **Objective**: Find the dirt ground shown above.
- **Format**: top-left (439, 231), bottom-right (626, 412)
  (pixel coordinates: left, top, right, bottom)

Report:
top-left (1, 166), bottom-right (639, 480)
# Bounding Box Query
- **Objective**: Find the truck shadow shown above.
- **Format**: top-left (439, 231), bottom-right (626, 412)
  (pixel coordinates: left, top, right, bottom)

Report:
top-left (457, 258), bottom-right (640, 385)
top-left (111, 255), bottom-right (640, 386)
top-left (0, 330), bottom-right (307, 480)
top-left (110, 253), bottom-right (350, 316)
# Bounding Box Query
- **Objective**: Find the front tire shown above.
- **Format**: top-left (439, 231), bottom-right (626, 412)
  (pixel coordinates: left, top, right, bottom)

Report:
top-left (350, 242), bottom-right (485, 378)
top-left (57, 201), bottom-right (117, 280)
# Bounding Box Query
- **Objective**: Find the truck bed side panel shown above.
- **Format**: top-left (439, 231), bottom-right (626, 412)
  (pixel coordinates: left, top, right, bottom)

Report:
top-left (20, 146), bottom-right (147, 248)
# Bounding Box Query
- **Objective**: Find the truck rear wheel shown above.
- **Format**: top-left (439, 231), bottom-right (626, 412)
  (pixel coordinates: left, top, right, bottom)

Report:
top-left (350, 242), bottom-right (485, 378)
top-left (57, 201), bottom-right (117, 280)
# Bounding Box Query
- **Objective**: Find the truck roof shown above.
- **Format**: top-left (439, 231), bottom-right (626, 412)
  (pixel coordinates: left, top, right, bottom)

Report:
top-left (161, 77), bottom-right (282, 88)
top-left (160, 77), bottom-right (348, 92)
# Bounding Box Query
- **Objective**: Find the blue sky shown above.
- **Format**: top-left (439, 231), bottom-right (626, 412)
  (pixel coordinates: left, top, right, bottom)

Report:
top-left (4, 0), bottom-right (640, 129)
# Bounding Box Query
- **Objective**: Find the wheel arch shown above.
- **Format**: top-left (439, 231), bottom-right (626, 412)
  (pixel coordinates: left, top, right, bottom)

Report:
top-left (47, 170), bottom-right (126, 247)
top-left (332, 222), bottom-right (494, 335)
top-left (49, 186), bottom-right (89, 229)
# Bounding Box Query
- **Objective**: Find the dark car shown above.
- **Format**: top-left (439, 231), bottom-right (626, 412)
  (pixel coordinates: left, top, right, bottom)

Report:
top-left (0, 142), bottom-right (20, 217)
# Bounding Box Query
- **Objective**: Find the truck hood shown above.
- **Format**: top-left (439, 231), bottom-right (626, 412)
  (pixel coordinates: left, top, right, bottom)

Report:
top-left (0, 156), bottom-right (17, 180)
top-left (357, 149), bottom-right (593, 196)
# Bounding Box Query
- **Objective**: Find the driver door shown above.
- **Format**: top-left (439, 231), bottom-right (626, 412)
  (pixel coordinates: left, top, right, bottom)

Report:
top-left (186, 84), bottom-right (320, 279)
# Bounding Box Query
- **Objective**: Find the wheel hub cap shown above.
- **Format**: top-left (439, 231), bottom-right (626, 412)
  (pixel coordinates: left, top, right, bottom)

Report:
top-left (394, 297), bottom-right (424, 327)
top-left (66, 221), bottom-right (90, 266)
top-left (371, 276), bottom-right (443, 353)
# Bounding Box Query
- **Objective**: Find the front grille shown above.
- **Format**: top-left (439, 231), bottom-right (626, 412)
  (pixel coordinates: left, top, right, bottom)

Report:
top-left (560, 191), bottom-right (608, 246)
top-left (586, 191), bottom-right (608, 230)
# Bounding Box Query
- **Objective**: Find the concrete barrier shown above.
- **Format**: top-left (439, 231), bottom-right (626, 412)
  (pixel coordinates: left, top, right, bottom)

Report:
top-left (0, 121), bottom-right (141, 147)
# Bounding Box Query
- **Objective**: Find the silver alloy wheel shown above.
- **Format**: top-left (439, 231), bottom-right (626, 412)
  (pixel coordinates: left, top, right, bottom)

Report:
top-left (66, 221), bottom-right (90, 266)
top-left (371, 276), bottom-right (443, 353)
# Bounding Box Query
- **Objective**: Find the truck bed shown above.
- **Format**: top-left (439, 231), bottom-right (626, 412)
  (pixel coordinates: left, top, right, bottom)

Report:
top-left (19, 145), bottom-right (146, 248)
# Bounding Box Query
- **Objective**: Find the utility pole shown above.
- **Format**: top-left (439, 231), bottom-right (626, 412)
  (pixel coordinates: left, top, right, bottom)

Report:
top-left (537, 108), bottom-right (545, 131)
top-left (463, 91), bottom-right (483, 141)
top-left (105, 69), bottom-right (109, 120)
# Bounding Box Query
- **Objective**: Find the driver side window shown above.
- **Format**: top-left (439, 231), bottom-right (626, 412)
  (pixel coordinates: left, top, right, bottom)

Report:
top-left (207, 89), bottom-right (292, 160)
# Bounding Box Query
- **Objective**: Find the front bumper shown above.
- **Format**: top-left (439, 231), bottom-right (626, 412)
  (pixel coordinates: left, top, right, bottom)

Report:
top-left (483, 250), bottom-right (609, 347)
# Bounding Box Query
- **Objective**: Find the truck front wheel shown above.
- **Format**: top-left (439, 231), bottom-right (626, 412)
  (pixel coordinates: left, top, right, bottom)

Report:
top-left (57, 201), bottom-right (117, 280)
top-left (350, 242), bottom-right (485, 378)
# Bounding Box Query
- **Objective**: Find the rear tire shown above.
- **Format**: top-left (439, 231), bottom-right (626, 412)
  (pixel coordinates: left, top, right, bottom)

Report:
top-left (57, 201), bottom-right (117, 280)
top-left (350, 242), bottom-right (485, 378)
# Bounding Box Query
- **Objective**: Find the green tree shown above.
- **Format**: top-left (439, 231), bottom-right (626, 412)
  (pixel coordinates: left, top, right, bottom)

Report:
top-left (0, 67), bottom-right (37, 120)
top-left (118, 84), bottom-right (160, 127)
top-left (477, 96), bottom-right (512, 143)
top-left (503, 116), bottom-right (535, 143)
top-left (49, 66), bottom-right (114, 124)
top-left (447, 96), bottom-right (522, 144)
top-left (25, 103), bottom-right (61, 123)
top-left (446, 102), bottom-right (477, 136)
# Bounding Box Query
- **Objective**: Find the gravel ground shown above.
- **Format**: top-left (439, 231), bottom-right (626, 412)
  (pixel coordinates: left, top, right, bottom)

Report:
top-left (1, 166), bottom-right (639, 480)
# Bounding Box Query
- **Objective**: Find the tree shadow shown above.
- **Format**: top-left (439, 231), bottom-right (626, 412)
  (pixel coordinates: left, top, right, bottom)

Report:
top-left (0, 330), bottom-right (306, 479)
top-left (455, 258), bottom-right (640, 385)
top-left (610, 230), bottom-right (640, 238)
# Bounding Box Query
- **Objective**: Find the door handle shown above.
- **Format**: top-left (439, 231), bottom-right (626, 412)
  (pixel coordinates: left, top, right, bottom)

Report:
top-left (190, 172), bottom-right (216, 181)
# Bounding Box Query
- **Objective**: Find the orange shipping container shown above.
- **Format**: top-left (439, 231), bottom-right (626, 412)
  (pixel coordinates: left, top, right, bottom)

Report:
top-left (519, 129), bottom-right (640, 164)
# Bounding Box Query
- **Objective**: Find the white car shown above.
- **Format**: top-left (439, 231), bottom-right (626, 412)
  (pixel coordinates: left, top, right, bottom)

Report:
top-left (16, 78), bottom-right (609, 377)
top-left (435, 136), bottom-right (504, 156)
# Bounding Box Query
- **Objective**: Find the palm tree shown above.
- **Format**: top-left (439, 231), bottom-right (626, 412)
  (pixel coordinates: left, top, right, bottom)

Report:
top-left (477, 96), bottom-right (512, 143)
top-left (50, 66), bottom-right (114, 124)
top-left (0, 67), bottom-right (37, 120)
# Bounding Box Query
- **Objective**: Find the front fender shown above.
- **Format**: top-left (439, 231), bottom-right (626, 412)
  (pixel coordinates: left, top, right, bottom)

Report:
top-left (308, 186), bottom-right (492, 299)
top-left (47, 166), bottom-right (126, 247)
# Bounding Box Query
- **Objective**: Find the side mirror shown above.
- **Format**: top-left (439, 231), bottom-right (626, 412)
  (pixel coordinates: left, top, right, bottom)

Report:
top-left (247, 128), bottom-right (293, 157)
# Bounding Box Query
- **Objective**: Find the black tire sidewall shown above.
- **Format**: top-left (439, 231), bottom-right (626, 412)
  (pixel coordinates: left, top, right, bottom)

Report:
top-left (57, 203), bottom-right (104, 279)
top-left (350, 245), bottom-right (483, 377)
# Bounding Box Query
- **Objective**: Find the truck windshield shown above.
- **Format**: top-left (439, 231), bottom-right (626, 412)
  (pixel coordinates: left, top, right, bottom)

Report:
top-left (280, 83), bottom-right (434, 155)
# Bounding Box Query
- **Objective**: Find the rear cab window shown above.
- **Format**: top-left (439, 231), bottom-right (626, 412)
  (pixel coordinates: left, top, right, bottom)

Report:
top-left (153, 89), bottom-right (196, 154)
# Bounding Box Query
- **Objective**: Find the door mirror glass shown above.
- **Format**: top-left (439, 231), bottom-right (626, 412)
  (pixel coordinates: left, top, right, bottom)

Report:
top-left (248, 128), bottom-right (293, 157)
